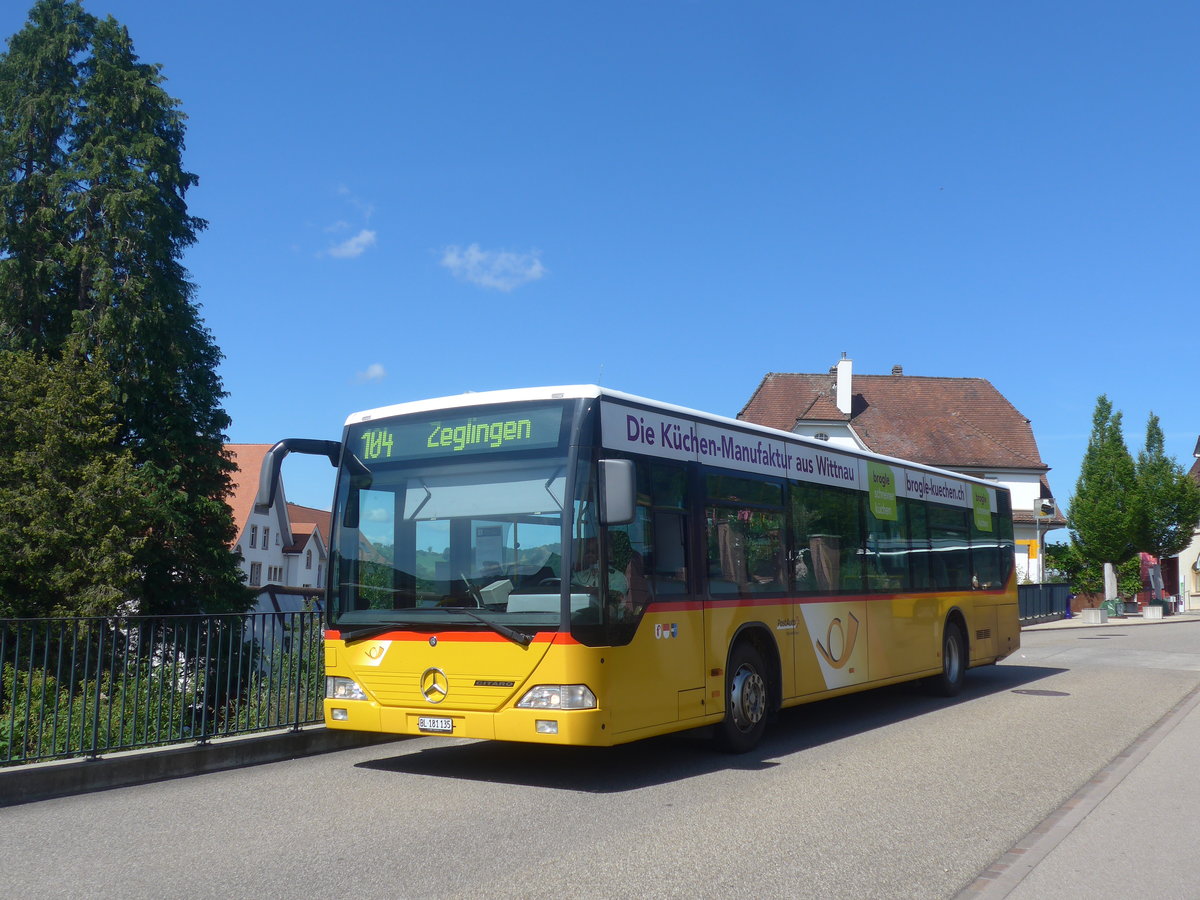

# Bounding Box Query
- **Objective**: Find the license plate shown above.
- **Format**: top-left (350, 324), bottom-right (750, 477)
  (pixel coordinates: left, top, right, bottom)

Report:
top-left (418, 716), bottom-right (453, 733)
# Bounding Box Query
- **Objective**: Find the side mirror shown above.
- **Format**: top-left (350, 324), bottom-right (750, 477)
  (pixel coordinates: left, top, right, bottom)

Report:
top-left (254, 439), bottom-right (342, 512)
top-left (598, 459), bottom-right (636, 525)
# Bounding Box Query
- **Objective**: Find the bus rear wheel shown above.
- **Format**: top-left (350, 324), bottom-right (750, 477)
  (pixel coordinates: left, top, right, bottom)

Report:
top-left (717, 642), bottom-right (768, 753)
top-left (927, 620), bottom-right (966, 697)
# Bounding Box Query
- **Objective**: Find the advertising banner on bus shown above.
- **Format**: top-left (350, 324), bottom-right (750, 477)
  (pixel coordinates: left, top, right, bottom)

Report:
top-left (599, 401), bottom-right (994, 512)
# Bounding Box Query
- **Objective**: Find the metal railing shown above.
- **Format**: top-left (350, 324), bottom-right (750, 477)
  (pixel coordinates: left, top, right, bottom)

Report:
top-left (1, 611), bottom-right (324, 767)
top-left (1018, 583), bottom-right (1072, 624)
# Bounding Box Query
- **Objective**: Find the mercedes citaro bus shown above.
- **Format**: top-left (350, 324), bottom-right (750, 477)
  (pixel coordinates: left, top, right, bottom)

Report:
top-left (257, 385), bottom-right (1018, 752)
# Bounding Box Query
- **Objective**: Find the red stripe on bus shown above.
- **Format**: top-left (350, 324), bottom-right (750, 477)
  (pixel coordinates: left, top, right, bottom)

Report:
top-left (323, 629), bottom-right (557, 644)
top-left (324, 587), bottom-right (1007, 641)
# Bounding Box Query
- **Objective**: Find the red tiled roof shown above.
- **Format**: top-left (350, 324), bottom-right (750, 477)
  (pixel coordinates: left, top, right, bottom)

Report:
top-left (739, 371), bottom-right (1047, 470)
top-left (225, 448), bottom-right (333, 551)
top-left (287, 503), bottom-right (331, 550)
top-left (283, 523), bottom-right (315, 554)
top-left (225, 444), bottom-right (274, 549)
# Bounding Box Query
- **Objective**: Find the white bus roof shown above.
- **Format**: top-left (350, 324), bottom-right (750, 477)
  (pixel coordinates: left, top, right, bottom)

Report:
top-left (345, 385), bottom-right (1004, 491)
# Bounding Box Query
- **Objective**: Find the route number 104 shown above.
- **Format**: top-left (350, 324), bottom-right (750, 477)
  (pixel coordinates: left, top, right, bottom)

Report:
top-left (360, 428), bottom-right (394, 460)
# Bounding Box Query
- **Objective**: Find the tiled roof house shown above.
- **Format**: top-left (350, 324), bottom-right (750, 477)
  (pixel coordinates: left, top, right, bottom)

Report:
top-left (738, 357), bottom-right (1065, 582)
top-left (226, 444), bottom-right (329, 609)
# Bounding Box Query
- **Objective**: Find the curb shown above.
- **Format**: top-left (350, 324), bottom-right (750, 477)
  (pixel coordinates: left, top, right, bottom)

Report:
top-left (0, 726), bottom-right (402, 808)
top-left (1023, 613), bottom-right (1200, 632)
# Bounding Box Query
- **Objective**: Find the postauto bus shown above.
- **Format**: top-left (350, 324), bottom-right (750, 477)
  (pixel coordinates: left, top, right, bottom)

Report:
top-left (257, 385), bottom-right (1019, 752)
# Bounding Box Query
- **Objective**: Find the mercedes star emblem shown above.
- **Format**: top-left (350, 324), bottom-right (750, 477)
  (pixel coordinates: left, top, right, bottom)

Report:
top-left (420, 667), bottom-right (449, 703)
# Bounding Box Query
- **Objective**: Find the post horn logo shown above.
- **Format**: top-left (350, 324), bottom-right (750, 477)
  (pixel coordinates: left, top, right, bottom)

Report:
top-left (815, 612), bottom-right (861, 670)
top-left (420, 667), bottom-right (449, 703)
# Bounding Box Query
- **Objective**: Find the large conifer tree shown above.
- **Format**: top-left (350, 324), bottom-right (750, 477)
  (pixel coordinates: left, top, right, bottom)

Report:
top-left (0, 350), bottom-right (151, 617)
top-left (0, 0), bottom-right (248, 613)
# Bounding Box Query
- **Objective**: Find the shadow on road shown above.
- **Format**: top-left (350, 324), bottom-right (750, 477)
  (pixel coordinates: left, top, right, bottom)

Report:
top-left (354, 663), bottom-right (1064, 793)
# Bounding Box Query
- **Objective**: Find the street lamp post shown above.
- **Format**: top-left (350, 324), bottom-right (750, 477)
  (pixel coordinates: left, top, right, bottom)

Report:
top-left (1035, 498), bottom-right (1055, 615)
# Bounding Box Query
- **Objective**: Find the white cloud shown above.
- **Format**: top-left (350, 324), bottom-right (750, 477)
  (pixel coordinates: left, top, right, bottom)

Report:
top-left (328, 229), bottom-right (377, 259)
top-left (356, 362), bottom-right (386, 383)
top-left (440, 243), bottom-right (546, 292)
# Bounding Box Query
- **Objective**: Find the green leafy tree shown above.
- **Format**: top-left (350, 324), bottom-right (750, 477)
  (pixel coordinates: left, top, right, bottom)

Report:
top-left (1067, 396), bottom-right (1138, 599)
top-left (1044, 540), bottom-right (1141, 599)
top-left (0, 350), bottom-right (150, 617)
top-left (1133, 413), bottom-right (1200, 561)
top-left (0, 1), bottom-right (248, 613)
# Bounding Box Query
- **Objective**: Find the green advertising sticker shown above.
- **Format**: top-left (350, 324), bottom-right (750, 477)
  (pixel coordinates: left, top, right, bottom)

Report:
top-left (972, 484), bottom-right (992, 532)
top-left (868, 462), bottom-right (897, 521)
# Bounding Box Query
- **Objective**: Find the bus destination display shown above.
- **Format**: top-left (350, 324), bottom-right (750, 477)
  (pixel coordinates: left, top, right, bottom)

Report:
top-left (350, 404), bottom-right (564, 463)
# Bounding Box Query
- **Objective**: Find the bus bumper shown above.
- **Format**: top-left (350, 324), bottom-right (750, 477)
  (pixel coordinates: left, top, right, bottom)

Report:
top-left (323, 699), bottom-right (613, 746)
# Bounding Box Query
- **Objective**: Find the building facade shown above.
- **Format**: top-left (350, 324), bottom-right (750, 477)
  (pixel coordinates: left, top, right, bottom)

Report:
top-left (226, 444), bottom-right (330, 612)
top-left (1176, 440), bottom-right (1200, 611)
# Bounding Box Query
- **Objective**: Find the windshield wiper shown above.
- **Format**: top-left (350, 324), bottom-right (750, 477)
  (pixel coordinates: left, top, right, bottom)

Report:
top-left (441, 606), bottom-right (533, 648)
top-left (338, 622), bottom-right (413, 644)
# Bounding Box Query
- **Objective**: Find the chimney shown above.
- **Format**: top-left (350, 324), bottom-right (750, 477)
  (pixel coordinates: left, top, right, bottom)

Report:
top-left (835, 353), bottom-right (852, 415)
top-left (892, 364), bottom-right (903, 376)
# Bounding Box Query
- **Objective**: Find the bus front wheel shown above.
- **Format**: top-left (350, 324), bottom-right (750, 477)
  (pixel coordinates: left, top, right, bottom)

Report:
top-left (717, 642), bottom-right (768, 753)
top-left (927, 620), bottom-right (966, 697)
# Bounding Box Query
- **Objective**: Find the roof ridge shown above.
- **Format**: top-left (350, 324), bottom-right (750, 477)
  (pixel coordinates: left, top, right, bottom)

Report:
top-left (737, 372), bottom-right (783, 418)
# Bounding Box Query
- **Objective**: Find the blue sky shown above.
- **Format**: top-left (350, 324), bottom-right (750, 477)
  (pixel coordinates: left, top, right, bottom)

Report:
top-left (5, 2), bottom-right (1197, 516)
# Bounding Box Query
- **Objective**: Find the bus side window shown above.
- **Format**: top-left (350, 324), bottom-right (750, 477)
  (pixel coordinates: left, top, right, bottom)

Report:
top-left (906, 499), bottom-right (933, 590)
top-left (995, 491), bottom-right (1015, 586)
top-left (789, 481), bottom-right (864, 593)
top-left (928, 504), bottom-right (971, 590)
top-left (608, 522), bottom-right (650, 620)
top-left (969, 502), bottom-right (1003, 590)
top-left (866, 499), bottom-right (909, 592)
top-left (705, 470), bottom-right (785, 597)
top-left (652, 512), bottom-right (688, 594)
top-left (605, 459), bottom-right (691, 620)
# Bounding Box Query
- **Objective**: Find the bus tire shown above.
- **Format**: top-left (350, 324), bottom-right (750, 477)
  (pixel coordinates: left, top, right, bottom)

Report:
top-left (927, 620), bottom-right (966, 697)
top-left (716, 641), bottom-right (769, 753)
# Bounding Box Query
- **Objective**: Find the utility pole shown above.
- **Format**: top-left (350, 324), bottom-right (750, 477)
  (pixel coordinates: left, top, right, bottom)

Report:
top-left (1035, 497), bottom-right (1055, 614)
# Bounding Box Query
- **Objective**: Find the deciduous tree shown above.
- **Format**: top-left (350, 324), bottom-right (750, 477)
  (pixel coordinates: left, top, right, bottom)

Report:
top-left (1133, 413), bottom-right (1200, 563)
top-left (1044, 540), bottom-right (1141, 599)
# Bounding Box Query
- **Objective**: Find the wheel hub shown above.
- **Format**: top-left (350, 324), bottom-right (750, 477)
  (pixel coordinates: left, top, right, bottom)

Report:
top-left (729, 664), bottom-right (766, 732)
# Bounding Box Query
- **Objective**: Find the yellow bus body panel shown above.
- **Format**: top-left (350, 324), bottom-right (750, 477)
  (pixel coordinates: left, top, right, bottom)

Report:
top-left (324, 585), bottom-right (1019, 747)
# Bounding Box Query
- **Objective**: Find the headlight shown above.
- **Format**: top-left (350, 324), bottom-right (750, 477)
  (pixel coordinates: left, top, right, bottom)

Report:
top-left (326, 676), bottom-right (368, 701)
top-left (516, 685), bottom-right (597, 710)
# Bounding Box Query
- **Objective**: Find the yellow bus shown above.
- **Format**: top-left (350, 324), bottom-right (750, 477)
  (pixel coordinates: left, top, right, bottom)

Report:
top-left (258, 385), bottom-right (1019, 752)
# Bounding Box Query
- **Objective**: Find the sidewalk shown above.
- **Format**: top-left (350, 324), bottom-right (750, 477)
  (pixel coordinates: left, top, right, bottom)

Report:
top-left (961, 610), bottom-right (1200, 898)
top-left (0, 726), bottom-right (400, 807)
top-left (1023, 609), bottom-right (1200, 632)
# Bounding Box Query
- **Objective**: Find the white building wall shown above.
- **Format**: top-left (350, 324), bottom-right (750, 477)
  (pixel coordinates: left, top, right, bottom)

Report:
top-left (1179, 527), bottom-right (1200, 611)
top-left (284, 533), bottom-right (326, 589)
top-left (790, 422), bottom-right (863, 452)
top-left (235, 488), bottom-right (291, 588)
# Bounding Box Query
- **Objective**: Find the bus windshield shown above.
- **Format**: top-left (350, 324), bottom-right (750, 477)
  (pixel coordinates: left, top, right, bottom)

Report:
top-left (328, 402), bottom-right (588, 636)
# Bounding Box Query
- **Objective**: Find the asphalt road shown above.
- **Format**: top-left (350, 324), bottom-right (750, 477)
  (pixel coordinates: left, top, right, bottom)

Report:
top-left (4, 623), bottom-right (1199, 900)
